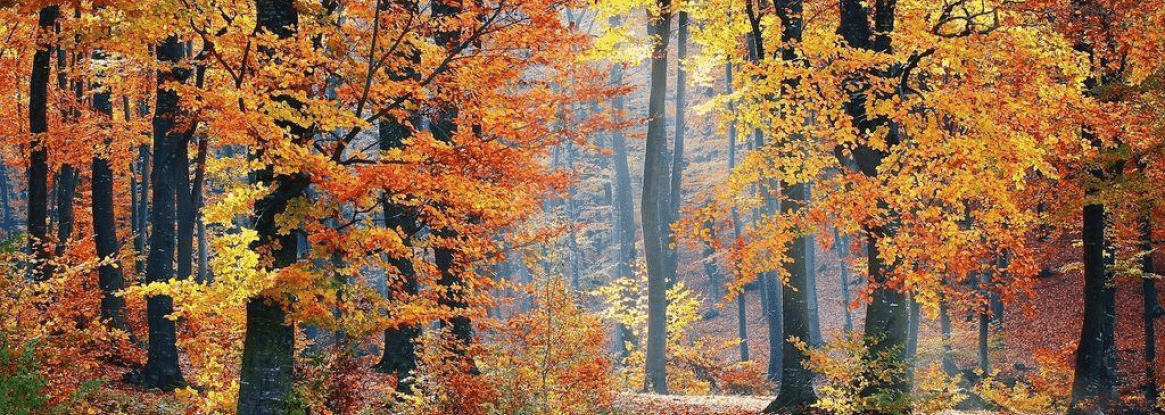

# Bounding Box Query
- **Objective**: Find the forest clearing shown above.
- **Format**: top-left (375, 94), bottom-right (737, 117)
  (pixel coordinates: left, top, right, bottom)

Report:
top-left (0, 0), bottom-right (1163, 414)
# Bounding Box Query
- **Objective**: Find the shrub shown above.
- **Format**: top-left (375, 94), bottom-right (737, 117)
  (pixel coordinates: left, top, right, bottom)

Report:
top-left (801, 334), bottom-right (964, 415)
top-left (0, 336), bottom-right (48, 415)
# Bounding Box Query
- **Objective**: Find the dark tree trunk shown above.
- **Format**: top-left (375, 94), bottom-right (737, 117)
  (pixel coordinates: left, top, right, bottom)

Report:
top-left (1141, 209), bottom-right (1161, 413)
top-left (91, 48), bottom-right (131, 332)
top-left (27, 6), bottom-right (58, 282)
top-left (1069, 191), bottom-right (1117, 414)
top-left (374, 114), bottom-right (422, 388)
top-left (135, 142), bottom-right (150, 275)
top-left (836, 0), bottom-right (913, 401)
top-left (140, 35), bottom-right (189, 391)
top-left (237, 1), bottom-right (307, 413)
top-left (0, 160), bottom-right (12, 236)
top-left (641, 0), bottom-right (673, 393)
top-left (53, 33), bottom-right (80, 261)
top-left (53, 165), bottom-right (76, 255)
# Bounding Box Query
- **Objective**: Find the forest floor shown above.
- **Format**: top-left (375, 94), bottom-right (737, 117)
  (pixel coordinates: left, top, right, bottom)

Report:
top-left (615, 393), bottom-right (772, 414)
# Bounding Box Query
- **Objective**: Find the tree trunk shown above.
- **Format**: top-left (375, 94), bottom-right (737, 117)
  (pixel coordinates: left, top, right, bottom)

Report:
top-left (939, 291), bottom-right (958, 375)
top-left (1141, 209), bottom-right (1161, 413)
top-left (662, 10), bottom-right (689, 292)
top-left (837, 0), bottom-right (913, 401)
top-left (608, 16), bottom-right (639, 359)
top-left (140, 35), bottom-right (188, 391)
top-left (135, 142), bottom-right (150, 275)
top-left (237, 1), bottom-right (308, 412)
top-left (978, 272), bottom-right (991, 374)
top-left (726, 61), bottom-right (749, 363)
top-left (806, 235), bottom-right (822, 346)
top-left (91, 48), bottom-right (131, 332)
top-left (838, 229), bottom-right (853, 333)
top-left (27, 6), bottom-right (58, 282)
top-left (0, 160), bottom-right (12, 236)
top-left (641, 0), bottom-right (673, 393)
top-left (53, 33), bottom-right (80, 262)
top-left (374, 115), bottom-right (422, 389)
top-left (1069, 191), bottom-right (1117, 414)
top-left (906, 294), bottom-right (921, 374)
top-left (192, 137), bottom-right (210, 283)
top-left (767, 0), bottom-right (818, 408)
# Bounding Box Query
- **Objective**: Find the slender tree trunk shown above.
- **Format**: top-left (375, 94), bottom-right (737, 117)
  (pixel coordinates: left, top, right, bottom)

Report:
top-left (0, 160), bottom-right (12, 236)
top-left (978, 272), bottom-right (991, 374)
top-left (608, 16), bottom-right (639, 358)
top-left (1141, 209), bottom-right (1161, 413)
top-left (140, 35), bottom-right (188, 391)
top-left (662, 10), bottom-right (689, 292)
top-left (642, 0), bottom-right (673, 393)
top-left (701, 220), bottom-right (722, 318)
top-left (726, 61), bottom-right (749, 363)
top-left (91, 47), bottom-right (131, 332)
top-left (27, 6), bottom-right (58, 282)
top-left (906, 294), bottom-right (921, 374)
top-left (136, 142), bottom-right (150, 275)
top-left (52, 37), bottom-right (78, 261)
top-left (837, 229), bottom-right (854, 333)
top-left (192, 137), bottom-right (210, 283)
top-left (806, 238), bottom-right (821, 346)
top-left (939, 291), bottom-right (958, 375)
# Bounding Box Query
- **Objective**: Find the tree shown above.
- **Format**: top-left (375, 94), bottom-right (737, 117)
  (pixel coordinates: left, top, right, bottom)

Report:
top-left (140, 34), bottom-right (189, 391)
top-left (91, 43), bottom-right (131, 332)
top-left (641, 0), bottom-right (673, 393)
top-left (27, 5), bottom-right (56, 282)
top-left (767, 0), bottom-right (817, 409)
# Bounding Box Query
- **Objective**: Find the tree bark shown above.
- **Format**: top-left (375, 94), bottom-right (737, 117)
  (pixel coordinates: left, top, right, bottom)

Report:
top-left (140, 35), bottom-right (188, 391)
top-left (838, 0), bottom-right (912, 401)
top-left (374, 115), bottom-right (422, 388)
top-left (1140, 209), bottom-right (1160, 413)
top-left (837, 229), bottom-right (854, 333)
top-left (662, 10), bottom-right (689, 292)
top-left (939, 290), bottom-right (958, 375)
top-left (1069, 189), bottom-right (1117, 414)
top-left (0, 160), bottom-right (12, 236)
top-left (642, 0), bottom-right (673, 393)
top-left (27, 6), bottom-right (58, 282)
top-left (91, 47), bottom-right (131, 332)
top-left (608, 16), bottom-right (640, 359)
top-left (767, 0), bottom-right (818, 408)
top-left (726, 62), bottom-right (749, 362)
top-left (237, 1), bottom-right (308, 412)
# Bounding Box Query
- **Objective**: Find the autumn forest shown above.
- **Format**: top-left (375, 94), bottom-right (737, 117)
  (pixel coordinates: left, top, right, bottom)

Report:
top-left (0, 0), bottom-right (1163, 414)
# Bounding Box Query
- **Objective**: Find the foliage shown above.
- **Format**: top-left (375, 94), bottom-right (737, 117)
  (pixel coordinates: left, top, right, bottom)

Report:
top-left (479, 278), bottom-right (614, 415)
top-left (596, 273), bottom-right (741, 394)
top-left (972, 371), bottom-right (1064, 414)
top-left (0, 336), bottom-right (48, 415)
top-left (800, 335), bottom-right (964, 415)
